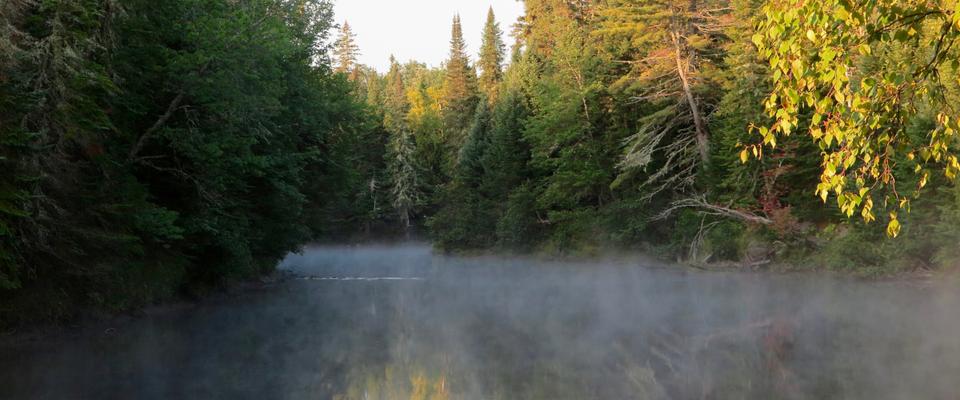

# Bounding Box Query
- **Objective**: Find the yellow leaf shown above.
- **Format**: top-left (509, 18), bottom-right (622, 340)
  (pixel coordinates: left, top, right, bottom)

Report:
top-left (834, 91), bottom-right (846, 103)
top-left (887, 218), bottom-right (901, 238)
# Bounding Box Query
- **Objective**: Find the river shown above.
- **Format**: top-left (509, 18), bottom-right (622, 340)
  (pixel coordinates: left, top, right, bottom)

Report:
top-left (1, 244), bottom-right (958, 399)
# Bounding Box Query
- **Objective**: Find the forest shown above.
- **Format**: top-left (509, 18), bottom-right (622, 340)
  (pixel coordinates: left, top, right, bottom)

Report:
top-left (2, 0), bottom-right (960, 326)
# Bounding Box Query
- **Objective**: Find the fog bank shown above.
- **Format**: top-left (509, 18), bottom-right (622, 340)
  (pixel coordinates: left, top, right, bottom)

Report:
top-left (1, 244), bottom-right (958, 399)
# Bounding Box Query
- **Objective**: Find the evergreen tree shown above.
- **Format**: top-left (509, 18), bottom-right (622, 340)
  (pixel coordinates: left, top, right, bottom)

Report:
top-left (457, 100), bottom-right (493, 188)
top-left (363, 66), bottom-right (384, 109)
top-left (404, 65), bottom-right (448, 201)
top-left (478, 7), bottom-right (505, 103)
top-left (389, 129), bottom-right (421, 236)
top-left (429, 101), bottom-right (496, 250)
top-left (442, 15), bottom-right (479, 155)
top-left (383, 57), bottom-right (421, 234)
top-left (0, 0), bottom-right (372, 325)
top-left (334, 20), bottom-right (361, 78)
top-left (482, 91), bottom-right (531, 201)
top-left (383, 56), bottom-right (409, 133)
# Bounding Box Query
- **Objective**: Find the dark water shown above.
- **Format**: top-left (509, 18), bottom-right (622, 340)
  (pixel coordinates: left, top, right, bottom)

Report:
top-left (1, 244), bottom-right (959, 399)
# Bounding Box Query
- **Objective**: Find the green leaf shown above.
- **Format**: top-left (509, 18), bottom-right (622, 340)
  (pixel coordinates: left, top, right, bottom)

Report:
top-left (894, 30), bottom-right (909, 42)
top-left (821, 47), bottom-right (837, 62)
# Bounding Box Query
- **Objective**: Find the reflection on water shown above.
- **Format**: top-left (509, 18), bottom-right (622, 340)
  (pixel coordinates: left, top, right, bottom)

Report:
top-left (1, 244), bottom-right (958, 399)
top-left (335, 367), bottom-right (450, 400)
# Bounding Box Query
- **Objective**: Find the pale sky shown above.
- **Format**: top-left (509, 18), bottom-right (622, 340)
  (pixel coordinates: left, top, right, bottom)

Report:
top-left (332, 0), bottom-right (525, 72)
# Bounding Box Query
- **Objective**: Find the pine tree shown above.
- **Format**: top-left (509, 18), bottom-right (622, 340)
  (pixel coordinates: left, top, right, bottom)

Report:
top-left (333, 20), bottom-right (360, 78)
top-left (442, 15), bottom-right (479, 153)
top-left (478, 7), bottom-right (505, 103)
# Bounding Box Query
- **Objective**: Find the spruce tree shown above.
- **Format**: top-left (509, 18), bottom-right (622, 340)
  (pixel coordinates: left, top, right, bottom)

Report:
top-left (442, 15), bottom-right (478, 154)
top-left (478, 7), bottom-right (505, 103)
top-left (457, 100), bottom-right (492, 187)
top-left (383, 57), bottom-right (421, 234)
top-left (389, 129), bottom-right (421, 235)
top-left (429, 101), bottom-right (496, 250)
top-left (364, 67), bottom-right (384, 109)
top-left (333, 20), bottom-right (360, 78)
top-left (482, 90), bottom-right (530, 201)
top-left (383, 56), bottom-right (408, 133)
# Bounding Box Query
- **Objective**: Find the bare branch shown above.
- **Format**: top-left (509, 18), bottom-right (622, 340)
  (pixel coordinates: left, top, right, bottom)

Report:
top-left (128, 91), bottom-right (185, 161)
top-left (653, 195), bottom-right (773, 225)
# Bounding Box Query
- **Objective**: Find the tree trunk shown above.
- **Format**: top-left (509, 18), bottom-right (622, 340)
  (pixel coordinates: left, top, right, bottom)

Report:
top-left (672, 33), bottom-right (710, 165)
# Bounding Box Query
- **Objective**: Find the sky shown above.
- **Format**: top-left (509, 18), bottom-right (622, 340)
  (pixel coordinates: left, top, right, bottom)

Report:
top-left (331, 0), bottom-right (525, 72)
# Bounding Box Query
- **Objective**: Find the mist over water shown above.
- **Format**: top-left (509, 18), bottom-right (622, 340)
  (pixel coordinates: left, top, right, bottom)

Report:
top-left (2, 244), bottom-right (959, 399)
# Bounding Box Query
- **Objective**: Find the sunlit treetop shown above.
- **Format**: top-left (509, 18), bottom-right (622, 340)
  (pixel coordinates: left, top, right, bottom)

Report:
top-left (749, 0), bottom-right (960, 236)
top-left (334, 20), bottom-right (360, 76)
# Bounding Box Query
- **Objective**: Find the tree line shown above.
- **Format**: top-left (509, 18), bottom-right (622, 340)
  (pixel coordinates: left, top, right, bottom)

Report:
top-left (1, 0), bottom-right (958, 326)
top-left (0, 0), bottom-right (375, 326)
top-left (335, 0), bottom-right (960, 272)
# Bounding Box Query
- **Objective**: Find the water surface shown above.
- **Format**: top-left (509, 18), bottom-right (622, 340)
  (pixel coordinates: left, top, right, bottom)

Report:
top-left (1, 244), bottom-right (958, 399)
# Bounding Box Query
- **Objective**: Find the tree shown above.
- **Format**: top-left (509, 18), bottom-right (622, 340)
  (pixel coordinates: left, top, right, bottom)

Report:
top-left (482, 90), bottom-right (531, 200)
top-left (752, 0), bottom-right (960, 236)
top-left (518, 0), bottom-right (594, 56)
top-left (442, 15), bottom-right (479, 154)
top-left (384, 56), bottom-right (409, 133)
top-left (334, 20), bottom-right (361, 79)
top-left (457, 101), bottom-right (493, 187)
top-left (429, 101), bottom-right (497, 249)
top-left (478, 7), bottom-right (506, 103)
top-left (404, 64), bottom-right (448, 198)
top-left (383, 57), bottom-right (422, 234)
top-left (0, 0), bottom-right (371, 325)
top-left (363, 66), bottom-right (384, 108)
top-left (0, 0), bottom-right (34, 290)
top-left (389, 129), bottom-right (421, 236)
top-left (597, 0), bottom-right (730, 198)
top-left (522, 7), bottom-right (611, 210)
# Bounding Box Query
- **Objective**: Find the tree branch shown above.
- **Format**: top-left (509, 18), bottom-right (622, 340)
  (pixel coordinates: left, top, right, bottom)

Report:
top-left (128, 91), bottom-right (185, 161)
top-left (653, 195), bottom-right (773, 225)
